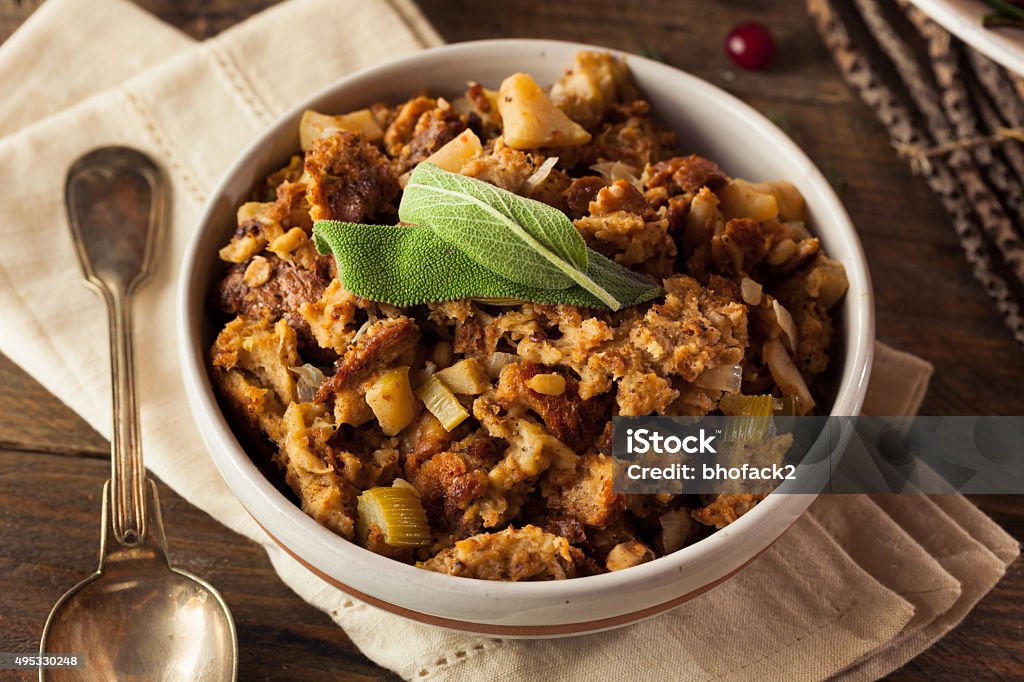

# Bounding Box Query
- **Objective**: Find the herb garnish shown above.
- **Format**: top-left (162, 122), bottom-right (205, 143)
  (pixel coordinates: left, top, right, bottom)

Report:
top-left (312, 163), bottom-right (663, 310)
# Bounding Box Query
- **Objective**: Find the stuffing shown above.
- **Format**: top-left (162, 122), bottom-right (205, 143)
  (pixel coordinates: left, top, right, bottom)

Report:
top-left (627, 275), bottom-right (748, 381)
top-left (211, 316), bottom-right (300, 409)
top-left (420, 525), bottom-right (580, 580)
top-left (605, 540), bottom-right (655, 571)
top-left (615, 371), bottom-right (678, 416)
top-left (297, 279), bottom-right (362, 355)
top-left (211, 368), bottom-right (283, 442)
top-left (691, 494), bottom-right (763, 529)
top-left (495, 361), bottom-right (609, 451)
top-left (574, 179), bottom-right (675, 276)
top-left (278, 402), bottom-right (358, 540)
top-left (541, 515), bottom-right (588, 544)
top-left (268, 179), bottom-right (313, 231)
top-left (384, 96), bottom-right (439, 157)
top-left (771, 254), bottom-right (848, 376)
top-left (644, 154), bottom-right (728, 200)
top-left (541, 453), bottom-right (624, 528)
top-left (400, 412), bottom-right (456, 475)
top-left (207, 51), bottom-right (847, 580)
top-left (385, 97), bottom-right (468, 171)
top-left (573, 206), bottom-right (675, 276)
top-left (463, 82), bottom-right (503, 138)
top-left (305, 130), bottom-right (399, 223)
top-left (558, 99), bottom-right (676, 169)
top-left (216, 254), bottom-right (333, 348)
top-left (316, 316), bottom-right (421, 401)
top-left (410, 435), bottom-right (497, 537)
top-left (459, 140), bottom-right (538, 194)
top-left (566, 175), bottom-right (607, 217)
top-left (550, 51), bottom-right (639, 128)
top-left (484, 415), bottom-right (577, 493)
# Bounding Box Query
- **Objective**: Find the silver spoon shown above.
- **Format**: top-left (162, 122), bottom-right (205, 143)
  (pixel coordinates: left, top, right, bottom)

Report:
top-left (39, 147), bottom-right (237, 682)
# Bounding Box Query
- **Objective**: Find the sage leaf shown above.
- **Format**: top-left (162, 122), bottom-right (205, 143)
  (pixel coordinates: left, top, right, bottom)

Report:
top-left (313, 221), bottom-right (663, 310)
top-left (401, 163), bottom-right (621, 307)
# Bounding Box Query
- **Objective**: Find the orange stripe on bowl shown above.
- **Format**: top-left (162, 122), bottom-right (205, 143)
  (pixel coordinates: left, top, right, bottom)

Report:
top-left (250, 515), bottom-right (781, 637)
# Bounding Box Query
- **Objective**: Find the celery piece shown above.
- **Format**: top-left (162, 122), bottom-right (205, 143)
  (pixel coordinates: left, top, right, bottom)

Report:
top-left (357, 485), bottom-right (432, 547)
top-left (416, 376), bottom-right (469, 431)
top-left (719, 394), bottom-right (773, 443)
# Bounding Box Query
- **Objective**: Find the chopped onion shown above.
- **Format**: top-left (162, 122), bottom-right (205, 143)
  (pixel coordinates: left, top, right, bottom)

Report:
top-left (706, 309), bottom-right (742, 347)
top-left (290, 363), bottom-right (326, 403)
top-left (740, 276), bottom-right (763, 306)
top-left (414, 360), bottom-right (437, 388)
top-left (524, 156), bottom-right (560, 192)
top-left (771, 299), bottom-right (799, 352)
top-left (773, 395), bottom-right (796, 417)
top-left (590, 161), bottom-right (642, 190)
top-left (695, 363), bottom-right (743, 393)
top-left (659, 510), bottom-right (694, 554)
top-left (482, 352), bottom-right (518, 379)
top-left (681, 387), bottom-right (712, 409)
top-left (391, 478), bottom-right (421, 497)
top-left (762, 338), bottom-right (814, 415)
top-left (350, 317), bottom-right (375, 346)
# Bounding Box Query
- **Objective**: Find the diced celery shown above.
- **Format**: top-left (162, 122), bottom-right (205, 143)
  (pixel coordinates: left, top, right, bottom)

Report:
top-left (719, 394), bottom-right (773, 443)
top-left (416, 376), bottom-right (469, 431)
top-left (357, 484), bottom-right (432, 547)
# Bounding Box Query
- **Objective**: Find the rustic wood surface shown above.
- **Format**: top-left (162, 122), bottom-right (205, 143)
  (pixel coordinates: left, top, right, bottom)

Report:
top-left (0, 0), bottom-right (1022, 680)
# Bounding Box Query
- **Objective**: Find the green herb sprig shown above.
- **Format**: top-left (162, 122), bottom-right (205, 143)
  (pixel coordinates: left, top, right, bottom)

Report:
top-left (312, 163), bottom-right (664, 310)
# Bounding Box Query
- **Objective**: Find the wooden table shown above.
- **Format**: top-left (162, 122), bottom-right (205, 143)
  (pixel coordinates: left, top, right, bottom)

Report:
top-left (0, 1), bottom-right (1021, 680)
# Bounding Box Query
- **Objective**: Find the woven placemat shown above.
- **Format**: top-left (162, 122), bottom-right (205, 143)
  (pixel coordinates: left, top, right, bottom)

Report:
top-left (808, 0), bottom-right (1024, 347)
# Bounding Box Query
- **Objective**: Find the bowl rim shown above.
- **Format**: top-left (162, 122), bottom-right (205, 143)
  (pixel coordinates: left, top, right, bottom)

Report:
top-left (177, 38), bottom-right (875, 606)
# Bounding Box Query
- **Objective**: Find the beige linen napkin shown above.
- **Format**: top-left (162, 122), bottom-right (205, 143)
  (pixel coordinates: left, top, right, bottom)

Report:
top-left (0, 1), bottom-right (1017, 680)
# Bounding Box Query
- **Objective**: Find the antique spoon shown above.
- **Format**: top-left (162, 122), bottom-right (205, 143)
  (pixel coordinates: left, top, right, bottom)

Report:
top-left (39, 147), bottom-right (237, 682)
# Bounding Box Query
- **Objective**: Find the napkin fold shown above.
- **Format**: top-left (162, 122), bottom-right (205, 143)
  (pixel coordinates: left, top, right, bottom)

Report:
top-left (0, 1), bottom-right (1017, 680)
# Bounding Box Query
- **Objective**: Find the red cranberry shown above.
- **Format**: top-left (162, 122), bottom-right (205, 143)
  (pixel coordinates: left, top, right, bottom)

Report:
top-left (725, 22), bottom-right (776, 70)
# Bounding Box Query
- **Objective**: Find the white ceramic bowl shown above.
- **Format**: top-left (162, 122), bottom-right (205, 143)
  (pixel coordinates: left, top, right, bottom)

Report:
top-left (178, 39), bottom-right (875, 637)
top-left (906, 0), bottom-right (1024, 75)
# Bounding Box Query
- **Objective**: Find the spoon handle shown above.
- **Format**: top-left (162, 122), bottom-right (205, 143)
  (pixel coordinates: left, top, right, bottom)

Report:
top-left (65, 147), bottom-right (166, 547)
top-left (106, 285), bottom-right (148, 545)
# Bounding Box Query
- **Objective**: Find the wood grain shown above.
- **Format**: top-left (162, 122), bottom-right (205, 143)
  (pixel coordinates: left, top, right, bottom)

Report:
top-left (0, 0), bottom-right (1021, 680)
top-left (0, 449), bottom-right (400, 682)
top-left (0, 354), bottom-right (107, 458)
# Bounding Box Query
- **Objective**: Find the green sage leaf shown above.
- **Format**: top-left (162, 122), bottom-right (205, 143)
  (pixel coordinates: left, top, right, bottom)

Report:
top-left (400, 163), bottom-right (622, 306)
top-left (313, 221), bottom-right (663, 310)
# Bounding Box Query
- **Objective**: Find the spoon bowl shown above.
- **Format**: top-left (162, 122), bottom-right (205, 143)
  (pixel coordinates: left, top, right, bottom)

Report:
top-left (41, 482), bottom-right (237, 682)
